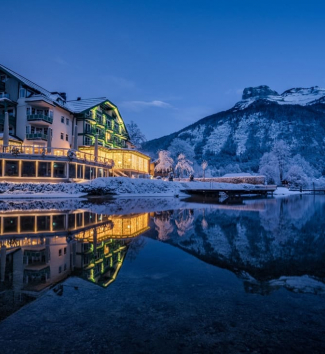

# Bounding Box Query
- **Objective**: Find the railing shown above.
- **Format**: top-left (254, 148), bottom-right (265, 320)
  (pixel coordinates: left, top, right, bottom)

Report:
top-left (26, 133), bottom-right (48, 140)
top-left (85, 128), bottom-right (97, 135)
top-left (0, 92), bottom-right (9, 99)
top-left (96, 120), bottom-right (105, 127)
top-left (27, 114), bottom-right (53, 124)
top-left (0, 145), bottom-right (114, 167)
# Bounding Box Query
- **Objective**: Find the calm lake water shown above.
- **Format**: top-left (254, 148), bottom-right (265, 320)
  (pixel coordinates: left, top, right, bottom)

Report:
top-left (0, 195), bottom-right (324, 353)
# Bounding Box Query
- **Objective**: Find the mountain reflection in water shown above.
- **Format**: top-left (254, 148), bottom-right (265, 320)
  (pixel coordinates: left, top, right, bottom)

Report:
top-left (0, 195), bottom-right (324, 322)
top-left (150, 195), bottom-right (325, 295)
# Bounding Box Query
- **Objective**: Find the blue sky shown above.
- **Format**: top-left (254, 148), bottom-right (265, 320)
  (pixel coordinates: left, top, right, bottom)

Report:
top-left (2, 0), bottom-right (325, 139)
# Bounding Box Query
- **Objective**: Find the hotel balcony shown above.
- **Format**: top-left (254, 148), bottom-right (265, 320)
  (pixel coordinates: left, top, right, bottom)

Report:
top-left (96, 120), bottom-right (105, 128)
top-left (98, 132), bottom-right (105, 140)
top-left (26, 133), bottom-right (48, 141)
top-left (27, 114), bottom-right (53, 125)
top-left (85, 127), bottom-right (97, 136)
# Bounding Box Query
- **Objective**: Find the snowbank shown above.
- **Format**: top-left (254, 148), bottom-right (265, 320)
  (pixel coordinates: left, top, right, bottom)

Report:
top-left (0, 177), bottom-right (274, 199)
top-left (273, 187), bottom-right (304, 197)
top-left (80, 178), bottom-right (273, 197)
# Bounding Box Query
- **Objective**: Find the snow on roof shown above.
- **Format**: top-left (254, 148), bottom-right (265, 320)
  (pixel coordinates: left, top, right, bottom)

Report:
top-left (0, 133), bottom-right (23, 142)
top-left (25, 95), bottom-right (55, 106)
top-left (0, 64), bottom-right (123, 116)
top-left (0, 64), bottom-right (52, 98)
top-left (66, 97), bottom-right (108, 113)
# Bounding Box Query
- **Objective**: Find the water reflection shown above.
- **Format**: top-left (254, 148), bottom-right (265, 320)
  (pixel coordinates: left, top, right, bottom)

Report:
top-left (1, 195), bottom-right (325, 321)
top-left (150, 195), bottom-right (325, 295)
top-left (0, 210), bottom-right (150, 320)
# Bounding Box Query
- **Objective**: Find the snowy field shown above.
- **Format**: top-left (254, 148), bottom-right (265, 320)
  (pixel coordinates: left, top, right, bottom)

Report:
top-left (0, 177), bottom-right (282, 199)
top-left (0, 177), bottom-right (304, 200)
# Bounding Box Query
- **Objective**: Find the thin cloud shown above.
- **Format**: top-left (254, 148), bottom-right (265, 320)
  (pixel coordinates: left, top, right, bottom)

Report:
top-left (225, 88), bottom-right (243, 95)
top-left (172, 105), bottom-right (215, 123)
top-left (106, 75), bottom-right (136, 90)
top-left (53, 56), bottom-right (68, 65)
top-left (120, 100), bottom-right (173, 111)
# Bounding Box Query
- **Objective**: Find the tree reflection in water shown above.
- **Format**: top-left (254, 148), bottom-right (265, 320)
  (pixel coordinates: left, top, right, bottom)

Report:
top-left (147, 195), bottom-right (325, 295)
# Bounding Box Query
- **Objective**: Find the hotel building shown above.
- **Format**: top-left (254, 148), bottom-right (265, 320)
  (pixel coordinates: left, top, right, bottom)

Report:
top-left (0, 64), bottom-right (150, 181)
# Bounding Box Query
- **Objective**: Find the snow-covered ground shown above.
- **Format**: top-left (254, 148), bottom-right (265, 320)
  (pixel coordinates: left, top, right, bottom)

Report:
top-left (0, 178), bottom-right (276, 199)
top-left (273, 187), bottom-right (304, 197)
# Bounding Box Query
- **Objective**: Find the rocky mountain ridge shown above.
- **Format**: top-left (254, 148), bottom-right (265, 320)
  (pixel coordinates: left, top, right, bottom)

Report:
top-left (141, 85), bottom-right (325, 176)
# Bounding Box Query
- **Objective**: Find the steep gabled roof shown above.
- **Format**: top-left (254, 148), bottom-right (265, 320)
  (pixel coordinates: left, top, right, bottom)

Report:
top-left (0, 65), bottom-right (129, 139)
top-left (0, 64), bottom-right (52, 98)
top-left (66, 97), bottom-right (108, 113)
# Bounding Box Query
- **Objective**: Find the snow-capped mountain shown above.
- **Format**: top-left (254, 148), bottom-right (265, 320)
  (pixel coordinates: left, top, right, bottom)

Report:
top-left (234, 85), bottom-right (325, 110)
top-left (141, 85), bottom-right (325, 175)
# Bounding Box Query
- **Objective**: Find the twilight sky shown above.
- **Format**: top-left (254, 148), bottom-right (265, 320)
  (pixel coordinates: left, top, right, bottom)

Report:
top-left (2, 0), bottom-right (325, 139)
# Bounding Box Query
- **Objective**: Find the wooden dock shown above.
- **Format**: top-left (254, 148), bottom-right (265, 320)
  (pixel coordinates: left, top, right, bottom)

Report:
top-left (181, 185), bottom-right (277, 198)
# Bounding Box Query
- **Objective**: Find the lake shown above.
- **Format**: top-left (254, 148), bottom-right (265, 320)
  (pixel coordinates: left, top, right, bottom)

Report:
top-left (0, 195), bottom-right (324, 353)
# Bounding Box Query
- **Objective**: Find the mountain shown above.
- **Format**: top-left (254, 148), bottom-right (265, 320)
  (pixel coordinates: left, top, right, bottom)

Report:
top-left (141, 85), bottom-right (325, 175)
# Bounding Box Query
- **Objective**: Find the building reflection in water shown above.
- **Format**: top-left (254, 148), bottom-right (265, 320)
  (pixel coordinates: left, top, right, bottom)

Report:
top-left (0, 210), bottom-right (150, 319)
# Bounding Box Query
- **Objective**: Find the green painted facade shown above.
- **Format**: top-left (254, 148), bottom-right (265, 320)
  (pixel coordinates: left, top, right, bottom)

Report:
top-left (76, 103), bottom-right (130, 149)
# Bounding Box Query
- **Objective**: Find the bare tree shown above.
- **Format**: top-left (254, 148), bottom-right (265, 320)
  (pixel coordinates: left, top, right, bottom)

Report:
top-left (201, 160), bottom-right (208, 180)
top-left (126, 120), bottom-right (147, 148)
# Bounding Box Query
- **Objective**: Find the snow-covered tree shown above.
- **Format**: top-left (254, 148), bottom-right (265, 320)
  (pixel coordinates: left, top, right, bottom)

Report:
top-left (272, 140), bottom-right (291, 181)
top-left (175, 153), bottom-right (194, 177)
top-left (126, 121), bottom-right (147, 147)
top-left (154, 214), bottom-right (174, 241)
top-left (168, 138), bottom-right (195, 161)
top-left (285, 165), bottom-right (309, 188)
top-left (155, 150), bottom-right (174, 174)
top-left (201, 160), bottom-right (208, 180)
top-left (291, 154), bottom-right (319, 178)
top-left (259, 152), bottom-right (281, 184)
top-left (175, 210), bottom-right (194, 237)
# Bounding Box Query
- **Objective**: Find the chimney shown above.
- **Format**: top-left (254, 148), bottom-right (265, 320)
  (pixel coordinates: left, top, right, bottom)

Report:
top-left (59, 92), bottom-right (67, 101)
